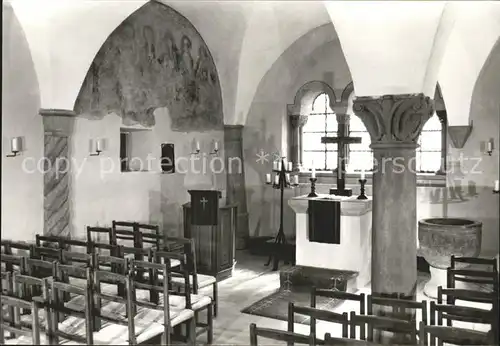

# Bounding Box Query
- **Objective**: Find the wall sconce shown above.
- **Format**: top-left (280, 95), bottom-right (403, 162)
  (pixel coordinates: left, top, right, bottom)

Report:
top-left (6, 137), bottom-right (21, 157)
top-left (191, 140), bottom-right (200, 156)
top-left (210, 141), bottom-right (219, 156)
top-left (485, 139), bottom-right (494, 156)
top-left (90, 138), bottom-right (104, 156)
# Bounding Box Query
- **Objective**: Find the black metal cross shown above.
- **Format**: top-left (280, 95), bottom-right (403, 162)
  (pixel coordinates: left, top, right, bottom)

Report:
top-left (321, 115), bottom-right (361, 196)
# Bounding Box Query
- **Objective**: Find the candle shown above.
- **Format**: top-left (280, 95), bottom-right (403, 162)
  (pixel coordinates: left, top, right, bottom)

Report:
top-left (11, 137), bottom-right (20, 152)
top-left (274, 175), bottom-right (279, 185)
top-left (311, 166), bottom-right (316, 178)
top-left (214, 141), bottom-right (219, 151)
top-left (494, 180), bottom-right (499, 192)
top-left (273, 161), bottom-right (278, 171)
top-left (266, 174), bottom-right (271, 183)
top-left (195, 141), bottom-right (200, 151)
top-left (360, 170), bottom-right (366, 180)
top-left (293, 175), bottom-right (299, 185)
top-left (286, 173), bottom-right (290, 183)
top-left (96, 139), bottom-right (103, 152)
top-left (288, 162), bottom-right (293, 171)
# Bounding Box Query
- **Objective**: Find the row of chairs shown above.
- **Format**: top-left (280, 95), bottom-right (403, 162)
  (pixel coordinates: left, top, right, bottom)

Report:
top-left (2, 221), bottom-right (219, 317)
top-left (249, 255), bottom-right (498, 346)
top-left (1, 248), bottom-right (205, 345)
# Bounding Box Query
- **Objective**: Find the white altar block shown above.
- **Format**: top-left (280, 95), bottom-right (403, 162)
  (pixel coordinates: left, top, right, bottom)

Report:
top-left (289, 194), bottom-right (373, 288)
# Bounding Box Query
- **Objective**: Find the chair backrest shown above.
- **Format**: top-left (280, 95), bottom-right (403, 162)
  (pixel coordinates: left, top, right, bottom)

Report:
top-left (136, 222), bottom-right (161, 249)
top-left (11, 272), bottom-right (52, 333)
top-left (128, 259), bottom-right (171, 345)
top-left (1, 240), bottom-right (32, 255)
top-left (153, 250), bottom-right (191, 307)
top-left (62, 238), bottom-right (89, 254)
top-left (249, 323), bottom-right (316, 346)
top-left (288, 302), bottom-right (348, 338)
top-left (437, 285), bottom-right (497, 306)
top-left (92, 266), bottom-right (133, 335)
top-left (24, 257), bottom-right (57, 279)
top-left (447, 267), bottom-right (499, 292)
top-left (324, 333), bottom-right (385, 345)
top-left (86, 226), bottom-right (113, 245)
top-left (164, 237), bottom-right (199, 289)
top-left (0, 272), bottom-right (42, 345)
top-left (35, 234), bottom-right (63, 248)
top-left (430, 301), bottom-right (495, 326)
top-left (61, 250), bottom-right (92, 267)
top-left (311, 287), bottom-right (366, 315)
top-left (367, 294), bottom-right (427, 326)
top-left (418, 321), bottom-right (493, 346)
top-left (349, 312), bottom-right (417, 344)
top-left (1, 253), bottom-right (26, 273)
top-left (87, 240), bottom-right (119, 258)
top-left (111, 221), bottom-right (137, 248)
top-left (31, 246), bottom-right (62, 262)
top-left (49, 270), bottom-right (94, 345)
top-left (451, 255), bottom-right (498, 272)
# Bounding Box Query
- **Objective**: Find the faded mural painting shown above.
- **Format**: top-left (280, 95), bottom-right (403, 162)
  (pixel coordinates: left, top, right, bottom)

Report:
top-left (74, 2), bottom-right (223, 131)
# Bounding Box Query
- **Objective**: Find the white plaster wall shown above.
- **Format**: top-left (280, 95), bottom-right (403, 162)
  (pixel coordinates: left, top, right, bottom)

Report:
top-left (446, 40), bottom-right (500, 257)
top-left (71, 111), bottom-right (225, 239)
top-left (1, 3), bottom-right (44, 241)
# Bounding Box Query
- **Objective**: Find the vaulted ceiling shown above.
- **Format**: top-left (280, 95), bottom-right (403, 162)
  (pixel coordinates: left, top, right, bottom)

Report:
top-left (6, 0), bottom-right (500, 126)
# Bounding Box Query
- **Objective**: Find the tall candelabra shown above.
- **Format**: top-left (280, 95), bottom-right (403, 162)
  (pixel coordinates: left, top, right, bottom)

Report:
top-left (265, 157), bottom-right (299, 271)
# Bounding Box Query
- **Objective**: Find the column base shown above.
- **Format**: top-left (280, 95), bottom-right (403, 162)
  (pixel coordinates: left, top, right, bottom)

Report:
top-left (424, 266), bottom-right (448, 299)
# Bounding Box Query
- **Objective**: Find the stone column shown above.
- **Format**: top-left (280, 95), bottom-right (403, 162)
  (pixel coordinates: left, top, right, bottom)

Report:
top-left (289, 114), bottom-right (308, 171)
top-left (40, 109), bottom-right (77, 237)
top-left (224, 125), bottom-right (249, 249)
top-left (353, 94), bottom-right (434, 297)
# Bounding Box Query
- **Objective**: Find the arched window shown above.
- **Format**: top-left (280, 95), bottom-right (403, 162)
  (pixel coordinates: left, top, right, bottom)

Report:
top-left (416, 114), bottom-right (442, 173)
top-left (302, 93), bottom-right (338, 170)
top-left (348, 114), bottom-right (373, 172)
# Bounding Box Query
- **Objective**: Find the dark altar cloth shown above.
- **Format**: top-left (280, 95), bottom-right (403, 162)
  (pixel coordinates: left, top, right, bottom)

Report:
top-left (308, 199), bottom-right (341, 244)
top-left (188, 190), bottom-right (219, 226)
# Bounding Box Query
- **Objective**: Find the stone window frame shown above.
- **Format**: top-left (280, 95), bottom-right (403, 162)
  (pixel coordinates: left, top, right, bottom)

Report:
top-left (288, 81), bottom-right (447, 186)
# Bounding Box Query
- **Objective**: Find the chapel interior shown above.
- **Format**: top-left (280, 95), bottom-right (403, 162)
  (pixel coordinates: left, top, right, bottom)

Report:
top-left (1, 0), bottom-right (499, 345)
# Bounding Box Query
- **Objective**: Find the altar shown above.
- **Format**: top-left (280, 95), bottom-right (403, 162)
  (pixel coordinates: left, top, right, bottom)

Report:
top-left (288, 194), bottom-right (372, 289)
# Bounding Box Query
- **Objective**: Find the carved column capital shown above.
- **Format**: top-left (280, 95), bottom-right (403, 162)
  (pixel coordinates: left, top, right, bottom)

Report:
top-left (352, 94), bottom-right (434, 147)
top-left (289, 114), bottom-right (308, 129)
top-left (335, 113), bottom-right (350, 124)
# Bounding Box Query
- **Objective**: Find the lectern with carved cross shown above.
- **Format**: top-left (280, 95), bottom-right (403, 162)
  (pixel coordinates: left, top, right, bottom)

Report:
top-left (321, 113), bottom-right (361, 196)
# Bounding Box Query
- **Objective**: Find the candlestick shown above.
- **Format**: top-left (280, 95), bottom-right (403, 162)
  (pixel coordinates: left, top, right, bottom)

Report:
top-left (494, 180), bottom-right (499, 193)
top-left (308, 178), bottom-right (318, 197)
top-left (266, 174), bottom-right (271, 184)
top-left (357, 179), bottom-right (368, 200)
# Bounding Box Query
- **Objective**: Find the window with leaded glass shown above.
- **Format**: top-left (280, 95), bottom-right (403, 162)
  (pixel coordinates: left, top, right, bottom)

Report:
top-left (302, 93), bottom-right (338, 170)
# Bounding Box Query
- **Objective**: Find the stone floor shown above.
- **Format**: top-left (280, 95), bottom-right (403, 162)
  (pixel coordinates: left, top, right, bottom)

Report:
top-left (196, 250), bottom-right (493, 345)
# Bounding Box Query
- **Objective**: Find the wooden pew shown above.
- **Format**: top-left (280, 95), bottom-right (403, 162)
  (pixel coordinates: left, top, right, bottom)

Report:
top-left (249, 323), bottom-right (316, 346)
top-left (288, 302), bottom-right (349, 339)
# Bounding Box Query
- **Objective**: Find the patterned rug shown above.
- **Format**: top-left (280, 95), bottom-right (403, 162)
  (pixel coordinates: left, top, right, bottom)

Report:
top-left (241, 288), bottom-right (344, 325)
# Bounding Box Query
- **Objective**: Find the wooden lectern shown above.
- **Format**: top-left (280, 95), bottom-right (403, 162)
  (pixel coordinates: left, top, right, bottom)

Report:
top-left (184, 190), bottom-right (237, 280)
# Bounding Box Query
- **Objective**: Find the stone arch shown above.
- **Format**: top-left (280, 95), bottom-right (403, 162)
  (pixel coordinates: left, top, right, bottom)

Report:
top-left (287, 80), bottom-right (336, 115)
top-left (73, 1), bottom-right (224, 131)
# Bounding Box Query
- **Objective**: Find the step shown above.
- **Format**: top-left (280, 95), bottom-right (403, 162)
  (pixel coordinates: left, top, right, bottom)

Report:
top-left (279, 265), bottom-right (359, 293)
